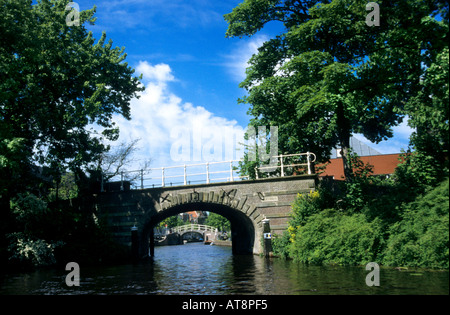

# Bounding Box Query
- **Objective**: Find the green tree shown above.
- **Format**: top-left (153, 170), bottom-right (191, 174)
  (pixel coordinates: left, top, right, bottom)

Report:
top-left (204, 212), bottom-right (231, 232)
top-left (158, 215), bottom-right (187, 229)
top-left (405, 47), bottom-right (449, 176)
top-left (0, 0), bottom-right (144, 268)
top-left (0, 0), bottom-right (144, 194)
top-left (225, 0), bottom-right (448, 180)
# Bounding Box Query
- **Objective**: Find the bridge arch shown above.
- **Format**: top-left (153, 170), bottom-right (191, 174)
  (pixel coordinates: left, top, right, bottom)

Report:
top-left (141, 199), bottom-right (261, 256)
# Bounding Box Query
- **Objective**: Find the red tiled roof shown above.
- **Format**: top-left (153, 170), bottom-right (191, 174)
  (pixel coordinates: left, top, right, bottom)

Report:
top-left (186, 211), bottom-right (199, 219)
top-left (319, 154), bottom-right (404, 179)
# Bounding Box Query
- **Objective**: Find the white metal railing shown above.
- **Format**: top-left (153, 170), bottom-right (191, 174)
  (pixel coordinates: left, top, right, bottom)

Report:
top-left (171, 224), bottom-right (217, 234)
top-left (255, 152), bottom-right (317, 179)
top-left (102, 160), bottom-right (249, 190)
top-left (101, 152), bottom-right (316, 191)
top-left (153, 160), bottom-right (249, 187)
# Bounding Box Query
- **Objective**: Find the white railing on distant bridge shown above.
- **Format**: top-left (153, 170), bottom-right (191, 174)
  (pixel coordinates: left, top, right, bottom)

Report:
top-left (170, 224), bottom-right (218, 234)
top-left (101, 152), bottom-right (316, 191)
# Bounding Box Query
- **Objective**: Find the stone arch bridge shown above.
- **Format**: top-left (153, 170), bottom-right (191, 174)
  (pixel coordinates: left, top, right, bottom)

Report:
top-left (94, 175), bottom-right (316, 258)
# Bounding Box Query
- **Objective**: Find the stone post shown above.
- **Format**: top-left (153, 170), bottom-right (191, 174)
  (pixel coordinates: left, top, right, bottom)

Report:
top-left (262, 219), bottom-right (272, 258)
top-left (131, 226), bottom-right (139, 262)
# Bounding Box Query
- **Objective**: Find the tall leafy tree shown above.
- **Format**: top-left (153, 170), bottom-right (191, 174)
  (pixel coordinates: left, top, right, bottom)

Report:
top-left (0, 0), bottom-right (144, 194)
top-left (225, 0), bottom-right (448, 180)
top-left (0, 0), bottom-right (144, 267)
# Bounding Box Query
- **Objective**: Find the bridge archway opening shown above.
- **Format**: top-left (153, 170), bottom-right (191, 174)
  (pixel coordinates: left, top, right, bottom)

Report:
top-left (142, 202), bottom-right (256, 256)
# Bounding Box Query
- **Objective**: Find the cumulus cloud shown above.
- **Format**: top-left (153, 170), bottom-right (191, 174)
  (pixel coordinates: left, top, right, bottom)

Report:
top-left (113, 61), bottom-right (246, 173)
top-left (137, 63), bottom-right (175, 83)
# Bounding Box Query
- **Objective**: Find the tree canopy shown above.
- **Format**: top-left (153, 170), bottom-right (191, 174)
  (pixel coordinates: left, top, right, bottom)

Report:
top-left (225, 0), bottom-right (448, 180)
top-left (0, 0), bottom-right (144, 195)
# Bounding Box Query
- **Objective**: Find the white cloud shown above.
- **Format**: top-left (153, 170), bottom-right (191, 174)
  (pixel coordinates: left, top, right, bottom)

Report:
top-left (223, 35), bottom-right (269, 82)
top-left (137, 62), bottom-right (175, 83)
top-left (113, 61), bottom-right (246, 174)
top-left (354, 119), bottom-right (415, 154)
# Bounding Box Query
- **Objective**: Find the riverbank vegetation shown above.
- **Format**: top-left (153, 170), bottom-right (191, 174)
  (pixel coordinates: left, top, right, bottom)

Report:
top-left (271, 156), bottom-right (449, 269)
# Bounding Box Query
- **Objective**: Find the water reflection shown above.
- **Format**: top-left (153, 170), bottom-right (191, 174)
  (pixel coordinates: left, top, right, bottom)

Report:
top-left (0, 243), bottom-right (448, 295)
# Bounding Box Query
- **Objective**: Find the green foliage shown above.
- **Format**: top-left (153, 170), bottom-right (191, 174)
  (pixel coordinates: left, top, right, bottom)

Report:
top-left (289, 209), bottom-right (384, 265)
top-left (288, 190), bottom-right (322, 239)
top-left (10, 193), bottom-right (49, 235)
top-left (48, 173), bottom-right (78, 202)
top-left (159, 215), bottom-right (187, 229)
top-left (406, 47), bottom-right (449, 168)
top-left (7, 232), bottom-right (64, 268)
top-left (394, 150), bottom-right (446, 196)
top-left (0, 0), bottom-right (144, 189)
top-left (339, 151), bottom-right (375, 211)
top-left (6, 193), bottom-right (63, 268)
top-left (271, 232), bottom-right (291, 259)
top-left (0, 138), bottom-right (31, 196)
top-left (227, 0), bottom-right (448, 181)
top-left (0, 0), bottom-right (141, 270)
top-left (382, 179), bottom-right (449, 269)
top-left (279, 176), bottom-right (449, 269)
top-left (3, 190), bottom-right (128, 269)
top-left (204, 212), bottom-right (231, 232)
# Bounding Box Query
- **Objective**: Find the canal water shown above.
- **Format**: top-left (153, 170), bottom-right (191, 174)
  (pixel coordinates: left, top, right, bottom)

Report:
top-left (0, 243), bottom-right (448, 295)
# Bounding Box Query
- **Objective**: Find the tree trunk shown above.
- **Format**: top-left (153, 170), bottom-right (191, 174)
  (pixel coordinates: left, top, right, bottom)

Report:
top-left (336, 102), bottom-right (354, 182)
top-left (340, 139), bottom-right (353, 182)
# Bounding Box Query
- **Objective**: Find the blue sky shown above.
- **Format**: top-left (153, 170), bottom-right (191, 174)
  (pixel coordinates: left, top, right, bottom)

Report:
top-left (75, 0), bottom-right (414, 173)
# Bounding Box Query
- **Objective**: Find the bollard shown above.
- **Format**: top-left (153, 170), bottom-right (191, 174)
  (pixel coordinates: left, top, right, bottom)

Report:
top-left (262, 219), bottom-right (272, 258)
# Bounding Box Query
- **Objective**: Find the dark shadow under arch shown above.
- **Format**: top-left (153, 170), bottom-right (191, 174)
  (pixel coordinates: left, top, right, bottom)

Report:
top-left (142, 202), bottom-right (255, 256)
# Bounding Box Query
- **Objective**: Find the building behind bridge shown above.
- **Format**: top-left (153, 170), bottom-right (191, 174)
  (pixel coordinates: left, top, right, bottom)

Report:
top-left (179, 211), bottom-right (207, 224)
top-left (319, 136), bottom-right (403, 180)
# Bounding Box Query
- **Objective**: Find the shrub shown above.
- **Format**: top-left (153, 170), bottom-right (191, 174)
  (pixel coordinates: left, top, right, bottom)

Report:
top-left (382, 179), bottom-right (449, 269)
top-left (289, 190), bottom-right (321, 229)
top-left (271, 232), bottom-right (291, 259)
top-left (7, 232), bottom-right (64, 268)
top-left (393, 150), bottom-right (446, 196)
top-left (289, 209), bottom-right (384, 265)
